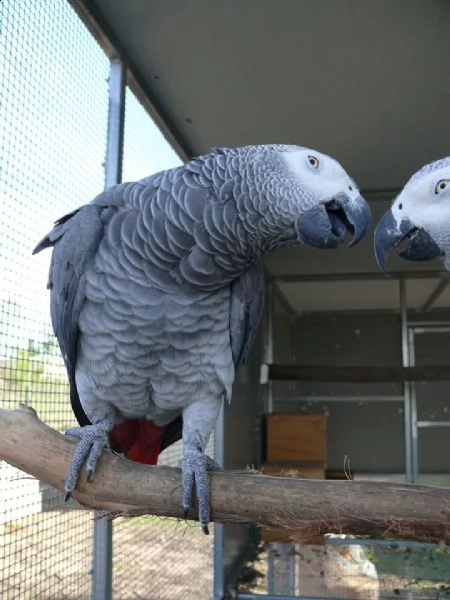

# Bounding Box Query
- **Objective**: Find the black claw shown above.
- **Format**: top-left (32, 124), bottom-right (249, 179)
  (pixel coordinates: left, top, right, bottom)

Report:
top-left (64, 491), bottom-right (72, 503)
top-left (202, 524), bottom-right (209, 535)
top-left (86, 468), bottom-right (93, 482)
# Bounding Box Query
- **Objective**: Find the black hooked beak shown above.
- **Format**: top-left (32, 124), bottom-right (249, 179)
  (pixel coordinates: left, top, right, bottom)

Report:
top-left (374, 209), bottom-right (443, 273)
top-left (295, 192), bottom-right (372, 249)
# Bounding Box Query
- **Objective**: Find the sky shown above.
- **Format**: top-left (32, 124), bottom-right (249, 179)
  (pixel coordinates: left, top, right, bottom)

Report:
top-left (0, 0), bottom-right (183, 357)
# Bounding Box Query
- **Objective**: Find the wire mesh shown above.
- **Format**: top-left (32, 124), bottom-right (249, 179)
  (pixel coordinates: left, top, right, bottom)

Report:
top-left (0, 0), bottom-right (109, 597)
top-left (238, 539), bottom-right (450, 599)
top-left (111, 89), bottom-right (215, 600)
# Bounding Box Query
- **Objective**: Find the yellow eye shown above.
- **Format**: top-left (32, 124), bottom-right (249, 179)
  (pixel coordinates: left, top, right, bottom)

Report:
top-left (435, 179), bottom-right (450, 194)
top-left (308, 155), bottom-right (319, 169)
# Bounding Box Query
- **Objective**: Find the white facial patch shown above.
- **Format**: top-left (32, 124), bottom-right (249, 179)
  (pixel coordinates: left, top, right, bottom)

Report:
top-left (282, 149), bottom-right (356, 204)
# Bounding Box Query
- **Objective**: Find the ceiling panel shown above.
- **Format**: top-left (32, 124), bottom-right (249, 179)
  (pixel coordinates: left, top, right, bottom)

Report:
top-left (85, 0), bottom-right (450, 192)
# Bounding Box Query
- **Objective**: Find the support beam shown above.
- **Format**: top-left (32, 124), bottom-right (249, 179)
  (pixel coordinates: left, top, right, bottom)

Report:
top-left (92, 57), bottom-right (126, 600)
top-left (275, 271), bottom-right (448, 283)
top-left (264, 282), bottom-right (275, 413)
top-left (421, 279), bottom-right (449, 311)
top-left (268, 363), bottom-right (450, 383)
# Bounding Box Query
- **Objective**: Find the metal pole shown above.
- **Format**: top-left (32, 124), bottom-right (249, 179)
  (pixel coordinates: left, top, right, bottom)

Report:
top-left (265, 281), bottom-right (274, 413)
top-left (213, 402), bottom-right (225, 600)
top-left (399, 279), bottom-right (414, 483)
top-left (408, 327), bottom-right (419, 483)
top-left (92, 58), bottom-right (126, 600)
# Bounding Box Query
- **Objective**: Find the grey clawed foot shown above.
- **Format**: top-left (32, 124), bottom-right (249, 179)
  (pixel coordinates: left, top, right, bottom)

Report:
top-left (64, 419), bottom-right (112, 501)
top-left (179, 447), bottom-right (220, 534)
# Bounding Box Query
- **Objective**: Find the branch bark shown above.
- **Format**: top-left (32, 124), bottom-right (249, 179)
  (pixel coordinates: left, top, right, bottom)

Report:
top-left (1, 405), bottom-right (449, 544)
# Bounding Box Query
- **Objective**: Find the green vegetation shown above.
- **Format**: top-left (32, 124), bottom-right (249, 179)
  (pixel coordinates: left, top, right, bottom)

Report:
top-left (0, 335), bottom-right (75, 432)
top-left (365, 544), bottom-right (450, 595)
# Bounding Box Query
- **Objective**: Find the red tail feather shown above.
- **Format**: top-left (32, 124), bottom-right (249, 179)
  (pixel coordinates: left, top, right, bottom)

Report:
top-left (108, 419), bottom-right (166, 465)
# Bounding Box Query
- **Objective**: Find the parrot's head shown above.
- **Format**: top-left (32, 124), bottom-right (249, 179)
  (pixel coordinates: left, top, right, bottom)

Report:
top-left (374, 157), bottom-right (450, 273)
top-left (280, 146), bottom-right (371, 248)
top-left (234, 144), bottom-right (371, 249)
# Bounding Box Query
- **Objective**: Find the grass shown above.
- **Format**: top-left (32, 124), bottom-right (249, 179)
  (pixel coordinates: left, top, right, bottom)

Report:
top-left (366, 544), bottom-right (450, 595)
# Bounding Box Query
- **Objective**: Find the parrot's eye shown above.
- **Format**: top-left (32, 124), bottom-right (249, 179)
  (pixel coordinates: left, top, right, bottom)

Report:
top-left (307, 155), bottom-right (320, 169)
top-left (435, 179), bottom-right (450, 194)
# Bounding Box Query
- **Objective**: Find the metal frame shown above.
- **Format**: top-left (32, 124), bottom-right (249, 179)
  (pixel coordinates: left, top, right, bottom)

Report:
top-left (238, 595), bottom-right (343, 600)
top-left (92, 57), bottom-right (126, 600)
top-left (69, 0), bottom-right (191, 162)
top-left (264, 282), bottom-right (275, 414)
top-left (273, 395), bottom-right (403, 403)
top-left (274, 270), bottom-right (448, 283)
top-left (406, 322), bottom-right (450, 484)
top-left (264, 284), bottom-right (298, 598)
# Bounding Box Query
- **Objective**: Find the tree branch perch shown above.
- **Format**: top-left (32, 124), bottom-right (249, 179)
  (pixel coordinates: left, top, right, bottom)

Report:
top-left (0, 405), bottom-right (449, 544)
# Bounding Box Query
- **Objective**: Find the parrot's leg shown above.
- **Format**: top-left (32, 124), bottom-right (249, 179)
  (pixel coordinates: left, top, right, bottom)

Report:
top-left (179, 398), bottom-right (222, 534)
top-left (64, 417), bottom-right (114, 501)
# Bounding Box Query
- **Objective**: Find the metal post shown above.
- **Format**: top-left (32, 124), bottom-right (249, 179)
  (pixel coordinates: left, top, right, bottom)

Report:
top-left (408, 327), bottom-right (419, 483)
top-left (213, 401), bottom-right (225, 599)
top-left (400, 279), bottom-right (415, 484)
top-left (265, 281), bottom-right (274, 413)
top-left (92, 58), bottom-right (126, 600)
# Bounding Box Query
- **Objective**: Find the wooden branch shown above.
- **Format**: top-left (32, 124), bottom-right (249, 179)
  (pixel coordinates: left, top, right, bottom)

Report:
top-left (1, 405), bottom-right (450, 544)
top-left (269, 364), bottom-right (450, 383)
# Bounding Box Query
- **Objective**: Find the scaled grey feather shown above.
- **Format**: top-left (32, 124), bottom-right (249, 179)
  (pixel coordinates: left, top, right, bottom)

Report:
top-left (34, 143), bottom-right (370, 530)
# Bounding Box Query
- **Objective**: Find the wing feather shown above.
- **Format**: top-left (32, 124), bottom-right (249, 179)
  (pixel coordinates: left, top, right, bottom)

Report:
top-left (229, 260), bottom-right (265, 370)
top-left (33, 203), bottom-right (115, 425)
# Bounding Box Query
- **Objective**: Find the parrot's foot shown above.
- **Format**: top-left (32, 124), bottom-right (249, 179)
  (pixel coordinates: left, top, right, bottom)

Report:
top-left (179, 448), bottom-right (220, 535)
top-left (64, 418), bottom-right (112, 501)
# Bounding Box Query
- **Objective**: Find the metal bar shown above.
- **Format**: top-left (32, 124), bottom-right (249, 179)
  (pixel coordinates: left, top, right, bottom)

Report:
top-left (213, 402), bottom-right (225, 599)
top-left (417, 421), bottom-right (450, 428)
top-left (409, 321), bottom-right (450, 328)
top-left (400, 280), bottom-right (413, 484)
top-left (104, 60), bottom-right (125, 189)
top-left (68, 0), bottom-right (191, 161)
top-left (267, 544), bottom-right (274, 595)
top-left (238, 594), bottom-right (345, 600)
top-left (268, 363), bottom-right (450, 382)
top-left (325, 537), bottom-right (438, 549)
top-left (412, 326), bottom-right (450, 334)
top-left (273, 395), bottom-right (404, 403)
top-left (265, 282), bottom-right (274, 413)
top-left (408, 326), bottom-right (419, 484)
top-left (274, 270), bottom-right (448, 283)
top-left (269, 543), bottom-right (296, 596)
top-left (213, 523), bottom-right (225, 600)
top-left (421, 279), bottom-right (449, 311)
top-left (92, 58), bottom-right (126, 600)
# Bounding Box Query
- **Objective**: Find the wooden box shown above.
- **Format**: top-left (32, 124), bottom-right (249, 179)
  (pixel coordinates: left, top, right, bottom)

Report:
top-left (265, 413), bottom-right (326, 464)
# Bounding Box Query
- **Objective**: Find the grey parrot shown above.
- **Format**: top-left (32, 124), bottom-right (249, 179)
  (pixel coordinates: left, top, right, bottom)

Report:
top-left (33, 144), bottom-right (371, 533)
top-left (374, 157), bottom-right (449, 271)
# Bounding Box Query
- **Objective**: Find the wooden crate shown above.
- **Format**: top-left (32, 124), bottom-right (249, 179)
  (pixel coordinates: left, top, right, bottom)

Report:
top-left (265, 413), bottom-right (326, 463)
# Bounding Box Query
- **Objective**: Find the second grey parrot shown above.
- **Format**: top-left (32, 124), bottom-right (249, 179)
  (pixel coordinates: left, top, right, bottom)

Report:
top-left (374, 157), bottom-right (450, 271)
top-left (34, 144), bottom-right (371, 532)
